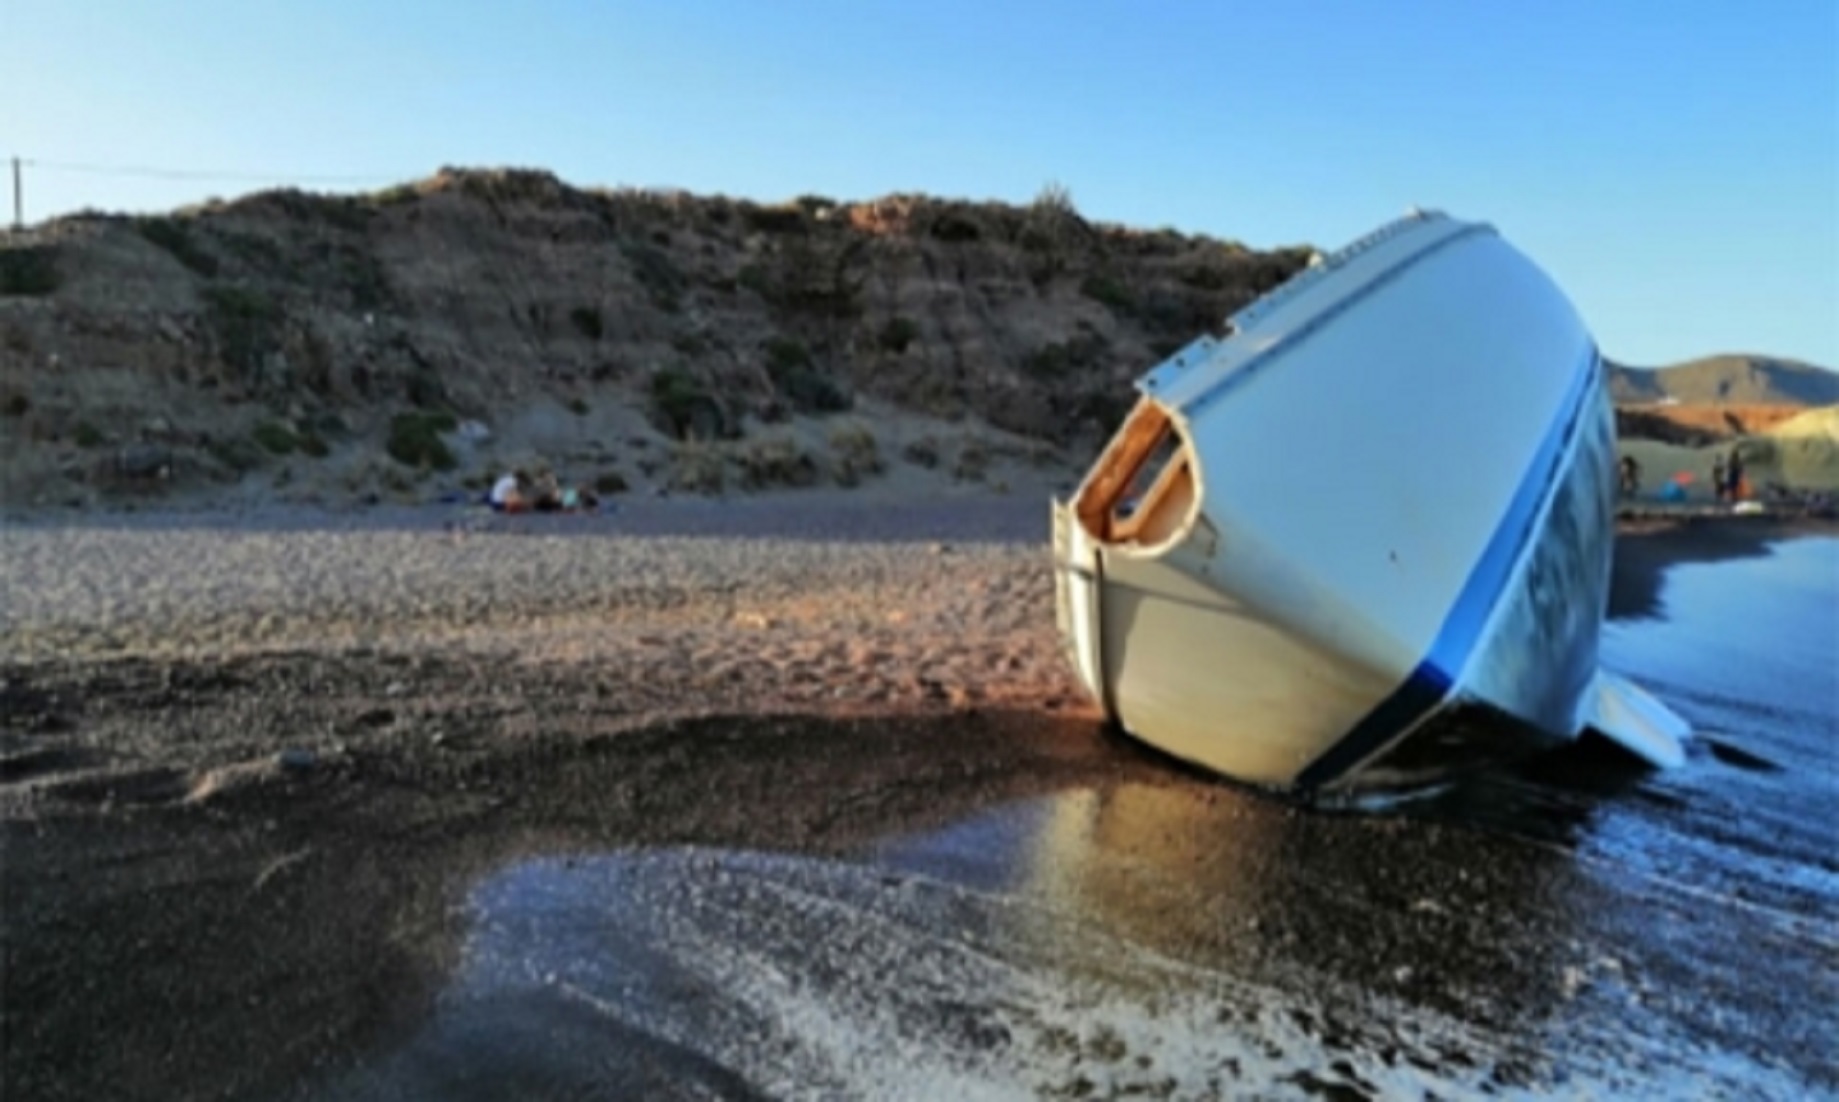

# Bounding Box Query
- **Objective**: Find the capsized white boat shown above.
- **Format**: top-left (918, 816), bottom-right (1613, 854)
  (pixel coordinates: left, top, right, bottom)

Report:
top-left (1051, 208), bottom-right (1691, 798)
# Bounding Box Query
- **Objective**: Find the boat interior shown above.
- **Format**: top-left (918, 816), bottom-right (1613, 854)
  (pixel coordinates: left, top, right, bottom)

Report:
top-left (1072, 398), bottom-right (1199, 550)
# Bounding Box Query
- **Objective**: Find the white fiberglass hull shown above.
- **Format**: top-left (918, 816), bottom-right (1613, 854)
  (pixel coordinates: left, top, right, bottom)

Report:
top-left (1052, 210), bottom-right (1688, 796)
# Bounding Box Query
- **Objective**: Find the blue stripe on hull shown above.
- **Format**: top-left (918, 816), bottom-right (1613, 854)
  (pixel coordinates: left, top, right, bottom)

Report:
top-left (1294, 347), bottom-right (1607, 791)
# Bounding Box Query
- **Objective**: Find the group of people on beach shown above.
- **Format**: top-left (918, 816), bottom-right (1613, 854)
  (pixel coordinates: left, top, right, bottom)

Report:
top-left (487, 469), bottom-right (600, 514)
top-left (1618, 447), bottom-right (1753, 504)
top-left (1710, 449), bottom-right (1748, 503)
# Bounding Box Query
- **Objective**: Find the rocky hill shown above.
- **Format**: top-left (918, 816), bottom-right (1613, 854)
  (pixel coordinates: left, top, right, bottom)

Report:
top-left (7, 169), bottom-right (1830, 512)
top-left (1608, 355), bottom-right (1839, 406)
top-left (0, 168), bottom-right (1312, 510)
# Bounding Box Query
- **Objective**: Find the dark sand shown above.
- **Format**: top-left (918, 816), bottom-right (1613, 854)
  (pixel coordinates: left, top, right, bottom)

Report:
top-left (1, 506), bottom-right (1833, 1099)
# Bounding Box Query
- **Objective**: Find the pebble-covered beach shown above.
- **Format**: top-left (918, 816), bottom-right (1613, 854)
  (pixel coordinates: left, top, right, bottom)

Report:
top-left (2, 495), bottom-right (1076, 696)
top-left (3, 499), bottom-right (1832, 1101)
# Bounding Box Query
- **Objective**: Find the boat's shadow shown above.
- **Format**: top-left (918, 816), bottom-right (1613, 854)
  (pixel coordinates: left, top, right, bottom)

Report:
top-left (1392, 733), bottom-right (1671, 847)
top-left (1093, 713), bottom-right (1670, 850)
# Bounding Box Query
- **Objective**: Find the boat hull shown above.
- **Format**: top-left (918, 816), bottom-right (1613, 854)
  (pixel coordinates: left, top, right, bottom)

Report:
top-left (1051, 210), bottom-right (1685, 797)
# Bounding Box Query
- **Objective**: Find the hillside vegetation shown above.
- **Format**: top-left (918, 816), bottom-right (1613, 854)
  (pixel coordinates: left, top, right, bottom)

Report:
top-left (0, 168), bottom-right (1313, 508)
top-left (4, 168), bottom-right (1832, 509)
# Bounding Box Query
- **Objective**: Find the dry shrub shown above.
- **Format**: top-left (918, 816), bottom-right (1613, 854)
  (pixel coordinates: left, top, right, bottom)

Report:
top-left (953, 439), bottom-right (990, 483)
top-left (1025, 441), bottom-right (1062, 469)
top-left (901, 436), bottom-right (940, 468)
top-left (669, 440), bottom-right (727, 494)
top-left (738, 435), bottom-right (819, 489)
top-left (829, 424), bottom-right (883, 487)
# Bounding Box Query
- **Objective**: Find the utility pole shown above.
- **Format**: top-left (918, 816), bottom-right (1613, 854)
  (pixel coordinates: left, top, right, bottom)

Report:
top-left (10, 157), bottom-right (20, 232)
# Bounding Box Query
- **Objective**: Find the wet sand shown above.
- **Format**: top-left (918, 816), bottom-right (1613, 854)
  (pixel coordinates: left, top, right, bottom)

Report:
top-left (1, 502), bottom-right (1834, 1099)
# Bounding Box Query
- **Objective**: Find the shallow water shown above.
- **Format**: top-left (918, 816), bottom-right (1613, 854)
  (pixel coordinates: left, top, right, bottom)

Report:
top-left (309, 537), bottom-right (1838, 1101)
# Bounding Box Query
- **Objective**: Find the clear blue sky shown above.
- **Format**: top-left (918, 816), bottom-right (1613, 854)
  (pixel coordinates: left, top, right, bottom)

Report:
top-left (5, 0), bottom-right (1835, 368)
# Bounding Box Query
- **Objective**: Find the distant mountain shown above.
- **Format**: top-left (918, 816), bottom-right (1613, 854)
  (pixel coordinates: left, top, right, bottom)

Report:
top-left (1608, 355), bottom-right (1839, 406)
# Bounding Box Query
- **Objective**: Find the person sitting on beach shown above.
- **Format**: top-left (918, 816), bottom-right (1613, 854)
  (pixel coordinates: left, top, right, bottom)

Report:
top-left (559, 483), bottom-right (597, 513)
top-left (489, 470), bottom-right (533, 513)
top-left (531, 471), bottom-right (565, 513)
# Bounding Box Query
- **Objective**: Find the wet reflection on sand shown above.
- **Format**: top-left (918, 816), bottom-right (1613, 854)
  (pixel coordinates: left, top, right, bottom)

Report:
top-left (307, 536), bottom-right (1836, 1102)
top-left (315, 782), bottom-right (1808, 1101)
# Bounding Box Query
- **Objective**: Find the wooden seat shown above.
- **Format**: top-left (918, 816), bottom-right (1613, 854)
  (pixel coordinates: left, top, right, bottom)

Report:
top-left (1074, 399), bottom-right (1195, 546)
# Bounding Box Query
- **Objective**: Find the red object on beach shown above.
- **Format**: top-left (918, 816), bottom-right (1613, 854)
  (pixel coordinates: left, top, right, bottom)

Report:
top-left (1670, 471), bottom-right (1693, 485)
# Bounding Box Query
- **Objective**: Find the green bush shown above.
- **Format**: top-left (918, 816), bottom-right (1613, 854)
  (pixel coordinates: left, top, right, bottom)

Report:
top-left (650, 365), bottom-right (703, 417)
top-left (1177, 264), bottom-right (1233, 291)
top-left (649, 367), bottom-right (727, 440)
top-left (570, 306), bottom-right (604, 340)
top-left (620, 241), bottom-right (684, 311)
top-left (1022, 343), bottom-right (1073, 378)
top-left (780, 368), bottom-right (852, 414)
top-left (3, 392), bottom-right (29, 417)
top-left (374, 183), bottom-right (420, 207)
top-left (72, 421), bottom-right (105, 448)
top-left (220, 232), bottom-right (285, 274)
top-left (403, 366), bottom-right (449, 410)
top-left (386, 411), bottom-right (457, 470)
top-left (1079, 273), bottom-right (1135, 314)
top-left (764, 336), bottom-right (810, 374)
top-left (594, 470), bottom-right (629, 495)
top-left (252, 421), bottom-right (327, 457)
top-left (737, 264), bottom-right (773, 297)
top-left (742, 205), bottom-right (807, 234)
top-left (567, 397), bottom-right (590, 416)
top-left (878, 317), bottom-right (919, 354)
top-left (336, 248), bottom-right (393, 312)
top-left (901, 437), bottom-right (940, 468)
top-left (762, 336), bottom-right (851, 414)
top-left (203, 284), bottom-right (284, 377)
top-left (252, 421), bottom-right (299, 455)
top-left (1021, 334), bottom-right (1108, 379)
top-left (139, 218), bottom-right (219, 277)
top-left (0, 246), bottom-right (60, 295)
top-left (929, 213), bottom-right (982, 243)
top-left (207, 436), bottom-right (263, 473)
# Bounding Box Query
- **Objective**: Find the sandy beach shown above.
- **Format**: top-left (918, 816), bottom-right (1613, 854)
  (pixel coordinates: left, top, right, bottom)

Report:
top-left (2, 495), bottom-right (1827, 820)
top-left (0, 493), bottom-right (1084, 758)
top-left (0, 493), bottom-right (1129, 1101)
top-left (2, 497), bottom-right (1833, 1100)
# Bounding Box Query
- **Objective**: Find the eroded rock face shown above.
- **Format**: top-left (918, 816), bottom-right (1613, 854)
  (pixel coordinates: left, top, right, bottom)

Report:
top-left (0, 169), bottom-right (1314, 504)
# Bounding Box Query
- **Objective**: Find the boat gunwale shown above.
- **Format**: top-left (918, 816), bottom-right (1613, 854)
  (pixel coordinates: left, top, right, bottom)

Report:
top-left (1140, 219), bottom-right (1495, 421)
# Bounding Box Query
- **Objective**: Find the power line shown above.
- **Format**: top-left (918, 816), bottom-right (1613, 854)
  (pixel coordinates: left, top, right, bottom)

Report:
top-left (22, 157), bottom-right (418, 185)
